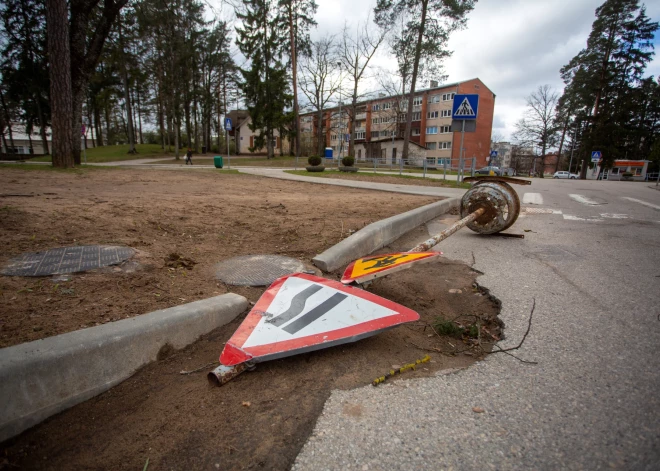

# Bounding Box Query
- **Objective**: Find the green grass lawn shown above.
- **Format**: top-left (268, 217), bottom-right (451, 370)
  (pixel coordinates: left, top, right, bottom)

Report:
top-left (285, 169), bottom-right (472, 189)
top-left (29, 144), bottom-right (176, 163)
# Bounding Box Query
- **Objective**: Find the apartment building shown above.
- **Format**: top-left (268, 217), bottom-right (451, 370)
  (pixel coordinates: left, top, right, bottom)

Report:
top-left (299, 78), bottom-right (495, 166)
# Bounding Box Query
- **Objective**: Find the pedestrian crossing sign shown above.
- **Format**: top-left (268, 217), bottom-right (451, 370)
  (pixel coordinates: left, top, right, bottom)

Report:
top-left (452, 94), bottom-right (479, 120)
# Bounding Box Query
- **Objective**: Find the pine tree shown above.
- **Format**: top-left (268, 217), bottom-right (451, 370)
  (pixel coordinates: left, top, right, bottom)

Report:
top-left (236, 0), bottom-right (292, 159)
top-left (374, 0), bottom-right (476, 161)
top-left (277, 0), bottom-right (317, 158)
top-left (559, 0), bottom-right (658, 176)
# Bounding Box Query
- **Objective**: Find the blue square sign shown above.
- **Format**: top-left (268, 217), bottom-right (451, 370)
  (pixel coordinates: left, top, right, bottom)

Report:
top-left (452, 94), bottom-right (479, 120)
top-left (591, 151), bottom-right (602, 161)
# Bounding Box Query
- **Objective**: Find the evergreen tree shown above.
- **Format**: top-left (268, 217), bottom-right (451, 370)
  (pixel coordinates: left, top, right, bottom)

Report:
top-left (0, 0), bottom-right (50, 155)
top-left (236, 0), bottom-right (291, 159)
top-left (559, 0), bottom-right (658, 176)
top-left (277, 0), bottom-right (318, 158)
top-left (374, 0), bottom-right (476, 161)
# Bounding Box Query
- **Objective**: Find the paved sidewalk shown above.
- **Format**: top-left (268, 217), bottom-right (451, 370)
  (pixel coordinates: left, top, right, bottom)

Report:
top-left (237, 167), bottom-right (467, 198)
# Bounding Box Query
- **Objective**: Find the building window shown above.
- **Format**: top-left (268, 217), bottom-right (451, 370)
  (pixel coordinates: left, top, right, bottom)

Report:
top-left (383, 102), bottom-right (391, 110)
top-left (399, 100), bottom-right (408, 110)
top-left (412, 112), bottom-right (421, 121)
top-left (398, 113), bottom-right (407, 122)
top-left (413, 96), bottom-right (423, 106)
top-left (428, 95), bottom-right (440, 104)
top-left (412, 128), bottom-right (421, 136)
top-left (441, 109), bottom-right (451, 117)
top-left (440, 141), bottom-right (451, 149)
top-left (355, 131), bottom-right (366, 139)
top-left (426, 126), bottom-right (438, 134)
top-left (442, 93), bottom-right (455, 101)
top-left (331, 134), bottom-right (337, 141)
top-left (437, 158), bottom-right (449, 165)
top-left (372, 104), bottom-right (380, 111)
top-left (389, 116), bottom-right (396, 123)
top-left (371, 131), bottom-right (379, 138)
top-left (427, 142), bottom-right (437, 150)
top-left (440, 125), bottom-right (451, 133)
top-left (427, 111), bottom-right (439, 119)
top-left (372, 118), bottom-right (378, 124)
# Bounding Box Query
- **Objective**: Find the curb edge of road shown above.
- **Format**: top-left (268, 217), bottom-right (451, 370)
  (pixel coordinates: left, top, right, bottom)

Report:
top-left (0, 293), bottom-right (248, 443)
top-left (312, 198), bottom-right (460, 273)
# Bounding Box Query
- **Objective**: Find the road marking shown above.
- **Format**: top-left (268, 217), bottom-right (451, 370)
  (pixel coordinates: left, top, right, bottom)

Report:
top-left (521, 207), bottom-right (562, 214)
top-left (621, 197), bottom-right (660, 211)
top-left (600, 213), bottom-right (629, 219)
top-left (563, 214), bottom-right (603, 222)
top-left (522, 193), bottom-right (543, 205)
top-left (569, 194), bottom-right (602, 206)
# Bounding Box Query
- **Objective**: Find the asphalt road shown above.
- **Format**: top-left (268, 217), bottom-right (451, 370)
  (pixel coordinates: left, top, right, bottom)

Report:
top-left (292, 179), bottom-right (660, 470)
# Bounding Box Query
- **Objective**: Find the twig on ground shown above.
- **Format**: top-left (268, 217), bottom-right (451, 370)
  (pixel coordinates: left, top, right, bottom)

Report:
top-left (488, 298), bottom-right (537, 364)
top-left (179, 361), bottom-right (217, 375)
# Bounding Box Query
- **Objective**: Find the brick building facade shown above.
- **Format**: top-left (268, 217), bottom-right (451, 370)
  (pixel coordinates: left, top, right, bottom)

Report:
top-left (300, 78), bottom-right (495, 166)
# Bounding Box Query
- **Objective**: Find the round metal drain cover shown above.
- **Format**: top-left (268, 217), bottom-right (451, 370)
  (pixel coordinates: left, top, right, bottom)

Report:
top-left (1, 245), bottom-right (135, 277)
top-left (215, 255), bottom-right (306, 286)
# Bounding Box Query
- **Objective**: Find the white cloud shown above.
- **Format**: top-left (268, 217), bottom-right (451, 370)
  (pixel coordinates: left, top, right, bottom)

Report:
top-left (212, 0), bottom-right (660, 140)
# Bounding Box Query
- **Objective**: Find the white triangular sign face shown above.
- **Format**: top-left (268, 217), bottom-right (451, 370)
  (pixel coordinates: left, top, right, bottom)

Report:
top-left (455, 97), bottom-right (475, 116)
top-left (219, 273), bottom-right (419, 366)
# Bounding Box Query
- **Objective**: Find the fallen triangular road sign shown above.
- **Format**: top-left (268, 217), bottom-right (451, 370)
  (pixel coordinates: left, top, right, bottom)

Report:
top-left (219, 273), bottom-right (419, 366)
top-left (341, 251), bottom-right (441, 285)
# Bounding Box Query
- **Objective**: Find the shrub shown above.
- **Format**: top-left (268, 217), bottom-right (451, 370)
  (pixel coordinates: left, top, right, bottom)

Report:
top-left (308, 155), bottom-right (322, 166)
top-left (342, 156), bottom-right (355, 167)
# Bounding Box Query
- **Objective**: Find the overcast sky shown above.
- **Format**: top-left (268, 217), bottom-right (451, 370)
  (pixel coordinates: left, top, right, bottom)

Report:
top-left (214, 0), bottom-right (660, 141)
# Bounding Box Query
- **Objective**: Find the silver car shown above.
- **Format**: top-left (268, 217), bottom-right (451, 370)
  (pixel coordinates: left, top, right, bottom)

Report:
top-left (553, 171), bottom-right (578, 179)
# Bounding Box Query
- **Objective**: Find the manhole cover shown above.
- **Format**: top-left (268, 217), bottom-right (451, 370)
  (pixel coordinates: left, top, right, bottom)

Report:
top-left (215, 255), bottom-right (306, 286)
top-left (1, 245), bottom-right (135, 277)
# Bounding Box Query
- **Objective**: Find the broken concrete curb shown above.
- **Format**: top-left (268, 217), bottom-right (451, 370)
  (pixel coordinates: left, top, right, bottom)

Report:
top-left (0, 293), bottom-right (248, 443)
top-left (312, 198), bottom-right (460, 273)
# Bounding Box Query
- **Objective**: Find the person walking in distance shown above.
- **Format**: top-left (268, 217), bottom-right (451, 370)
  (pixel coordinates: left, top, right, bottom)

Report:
top-left (186, 148), bottom-right (193, 165)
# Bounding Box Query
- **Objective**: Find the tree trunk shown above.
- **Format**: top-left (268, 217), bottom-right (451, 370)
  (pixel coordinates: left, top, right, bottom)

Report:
top-left (174, 116), bottom-right (180, 158)
top-left (402, 0), bottom-right (428, 161)
top-left (93, 103), bottom-right (103, 147)
top-left (555, 117), bottom-right (569, 172)
top-left (288, 6), bottom-right (300, 158)
top-left (46, 0), bottom-right (74, 168)
top-left (317, 107), bottom-right (324, 157)
top-left (118, 21), bottom-right (136, 154)
top-left (136, 86), bottom-right (143, 144)
top-left (36, 97), bottom-right (50, 153)
top-left (0, 89), bottom-right (16, 153)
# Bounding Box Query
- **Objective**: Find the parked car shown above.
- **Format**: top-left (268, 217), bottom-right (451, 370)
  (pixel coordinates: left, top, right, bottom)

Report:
top-left (553, 171), bottom-right (579, 179)
top-left (475, 166), bottom-right (502, 176)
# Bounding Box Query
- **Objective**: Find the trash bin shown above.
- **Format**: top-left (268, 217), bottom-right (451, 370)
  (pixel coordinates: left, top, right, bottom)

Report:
top-left (324, 147), bottom-right (333, 159)
top-left (202, 146), bottom-right (207, 154)
top-left (214, 156), bottom-right (223, 168)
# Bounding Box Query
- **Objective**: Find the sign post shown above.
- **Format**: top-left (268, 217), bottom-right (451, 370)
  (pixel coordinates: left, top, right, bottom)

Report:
top-left (452, 94), bottom-right (479, 184)
top-left (225, 117), bottom-right (232, 169)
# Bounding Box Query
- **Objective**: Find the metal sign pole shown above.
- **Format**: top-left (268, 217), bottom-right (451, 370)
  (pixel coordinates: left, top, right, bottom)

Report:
top-left (458, 119), bottom-right (465, 184)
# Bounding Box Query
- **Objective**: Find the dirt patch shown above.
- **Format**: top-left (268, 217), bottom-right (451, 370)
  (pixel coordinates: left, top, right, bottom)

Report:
top-left (0, 167), bottom-right (501, 470)
top-left (0, 221), bottom-right (501, 471)
top-left (0, 168), bottom-right (437, 348)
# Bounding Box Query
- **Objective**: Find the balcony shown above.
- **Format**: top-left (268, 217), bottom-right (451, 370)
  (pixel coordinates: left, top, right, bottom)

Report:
top-left (355, 112), bottom-right (367, 120)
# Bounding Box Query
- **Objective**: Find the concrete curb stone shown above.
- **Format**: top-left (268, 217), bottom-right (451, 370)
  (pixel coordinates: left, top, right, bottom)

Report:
top-left (0, 293), bottom-right (247, 443)
top-left (312, 198), bottom-right (460, 273)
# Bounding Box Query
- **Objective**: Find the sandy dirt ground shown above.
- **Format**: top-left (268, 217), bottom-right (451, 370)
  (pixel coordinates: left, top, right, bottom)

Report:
top-left (0, 167), bottom-right (438, 348)
top-left (0, 167), bottom-right (501, 470)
